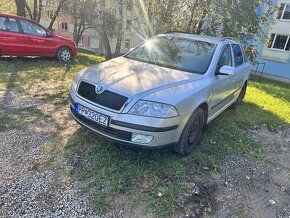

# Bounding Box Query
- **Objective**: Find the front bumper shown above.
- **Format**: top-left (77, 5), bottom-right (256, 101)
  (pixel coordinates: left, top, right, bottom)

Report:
top-left (68, 88), bottom-right (190, 148)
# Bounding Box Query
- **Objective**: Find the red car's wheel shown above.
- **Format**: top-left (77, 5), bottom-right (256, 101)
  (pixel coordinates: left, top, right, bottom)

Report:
top-left (57, 47), bottom-right (72, 62)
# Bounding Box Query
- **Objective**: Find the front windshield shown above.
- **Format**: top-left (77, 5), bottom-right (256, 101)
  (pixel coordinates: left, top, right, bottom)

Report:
top-left (124, 36), bottom-right (216, 74)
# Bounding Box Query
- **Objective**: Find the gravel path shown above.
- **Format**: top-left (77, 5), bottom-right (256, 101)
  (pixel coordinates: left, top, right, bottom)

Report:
top-left (0, 129), bottom-right (104, 218)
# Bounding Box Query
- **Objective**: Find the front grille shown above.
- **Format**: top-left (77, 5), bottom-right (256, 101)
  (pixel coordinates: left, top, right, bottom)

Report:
top-left (71, 107), bottom-right (132, 141)
top-left (78, 81), bottom-right (128, 111)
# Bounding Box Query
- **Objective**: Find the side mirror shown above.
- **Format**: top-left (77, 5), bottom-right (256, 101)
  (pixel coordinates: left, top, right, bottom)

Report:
top-left (46, 31), bottom-right (53, 37)
top-left (217, 66), bottom-right (235, 76)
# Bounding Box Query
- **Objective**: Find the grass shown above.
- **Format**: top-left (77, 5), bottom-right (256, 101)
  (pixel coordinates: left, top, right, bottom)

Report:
top-left (0, 54), bottom-right (289, 216)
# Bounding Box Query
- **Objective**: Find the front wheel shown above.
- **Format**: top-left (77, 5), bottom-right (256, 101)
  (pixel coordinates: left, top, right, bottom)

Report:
top-left (174, 108), bottom-right (205, 155)
top-left (57, 47), bottom-right (73, 62)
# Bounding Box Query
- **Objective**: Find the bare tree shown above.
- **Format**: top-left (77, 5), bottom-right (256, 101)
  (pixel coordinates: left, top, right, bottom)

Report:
top-left (47, 0), bottom-right (67, 30)
top-left (15, 0), bottom-right (26, 17)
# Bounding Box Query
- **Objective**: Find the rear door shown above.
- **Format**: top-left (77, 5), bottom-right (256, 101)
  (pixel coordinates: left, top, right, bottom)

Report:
top-left (0, 16), bottom-right (25, 55)
top-left (231, 44), bottom-right (247, 91)
top-left (18, 18), bottom-right (56, 56)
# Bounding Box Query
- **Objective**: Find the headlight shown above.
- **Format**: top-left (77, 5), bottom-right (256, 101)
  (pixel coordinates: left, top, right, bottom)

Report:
top-left (129, 100), bottom-right (178, 118)
top-left (71, 68), bottom-right (88, 91)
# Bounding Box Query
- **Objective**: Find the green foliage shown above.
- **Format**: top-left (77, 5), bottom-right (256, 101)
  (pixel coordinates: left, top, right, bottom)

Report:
top-left (133, 0), bottom-right (276, 46)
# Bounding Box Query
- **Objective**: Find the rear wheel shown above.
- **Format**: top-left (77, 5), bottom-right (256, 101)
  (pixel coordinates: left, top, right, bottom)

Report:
top-left (174, 108), bottom-right (205, 155)
top-left (57, 47), bottom-right (72, 62)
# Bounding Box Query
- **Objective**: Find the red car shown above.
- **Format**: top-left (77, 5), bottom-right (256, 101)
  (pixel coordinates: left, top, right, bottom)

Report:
top-left (0, 13), bottom-right (77, 61)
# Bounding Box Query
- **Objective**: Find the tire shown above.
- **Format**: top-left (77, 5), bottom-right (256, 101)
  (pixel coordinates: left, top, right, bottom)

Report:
top-left (57, 47), bottom-right (73, 62)
top-left (174, 107), bottom-right (205, 156)
top-left (232, 82), bottom-right (247, 108)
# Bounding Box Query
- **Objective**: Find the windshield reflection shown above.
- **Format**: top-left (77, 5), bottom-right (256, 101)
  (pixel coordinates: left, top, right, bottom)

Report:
top-left (124, 36), bottom-right (216, 74)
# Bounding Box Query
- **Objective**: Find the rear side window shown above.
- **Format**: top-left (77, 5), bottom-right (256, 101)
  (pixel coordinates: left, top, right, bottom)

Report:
top-left (0, 17), bottom-right (19, 33)
top-left (217, 44), bottom-right (233, 71)
top-left (19, 19), bottom-right (47, 36)
top-left (232, 44), bottom-right (244, 67)
top-left (241, 47), bottom-right (249, 63)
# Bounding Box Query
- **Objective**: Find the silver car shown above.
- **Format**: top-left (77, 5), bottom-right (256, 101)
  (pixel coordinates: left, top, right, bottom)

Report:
top-left (69, 33), bottom-right (251, 155)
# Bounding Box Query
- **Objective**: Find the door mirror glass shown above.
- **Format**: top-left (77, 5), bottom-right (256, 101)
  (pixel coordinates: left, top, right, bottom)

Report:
top-left (218, 66), bottom-right (235, 76)
top-left (46, 31), bottom-right (53, 37)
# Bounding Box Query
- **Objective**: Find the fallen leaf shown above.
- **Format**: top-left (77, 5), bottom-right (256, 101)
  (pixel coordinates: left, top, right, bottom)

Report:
top-left (157, 192), bottom-right (163, 197)
top-left (269, 199), bottom-right (276, 204)
top-left (203, 167), bottom-right (209, 170)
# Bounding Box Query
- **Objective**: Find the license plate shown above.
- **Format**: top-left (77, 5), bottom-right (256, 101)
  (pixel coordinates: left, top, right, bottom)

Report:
top-left (75, 103), bottom-right (109, 127)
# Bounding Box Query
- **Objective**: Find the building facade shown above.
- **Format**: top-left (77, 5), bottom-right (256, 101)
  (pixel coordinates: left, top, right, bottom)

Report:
top-left (254, 0), bottom-right (290, 81)
top-left (40, 0), bottom-right (143, 55)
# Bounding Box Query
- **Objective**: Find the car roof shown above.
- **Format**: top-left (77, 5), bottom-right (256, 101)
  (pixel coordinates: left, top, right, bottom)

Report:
top-left (160, 32), bottom-right (240, 45)
top-left (0, 13), bottom-right (49, 30)
top-left (0, 13), bottom-right (39, 24)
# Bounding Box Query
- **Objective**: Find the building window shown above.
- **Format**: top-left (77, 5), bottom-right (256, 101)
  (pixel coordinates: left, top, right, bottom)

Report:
top-left (61, 22), bottom-right (68, 31)
top-left (268, 34), bottom-right (290, 51)
top-left (277, 4), bottom-right (290, 20)
top-left (125, 39), bottom-right (130, 49)
top-left (126, 20), bottom-right (132, 30)
top-left (47, 10), bottom-right (53, 19)
top-left (78, 35), bottom-right (84, 45)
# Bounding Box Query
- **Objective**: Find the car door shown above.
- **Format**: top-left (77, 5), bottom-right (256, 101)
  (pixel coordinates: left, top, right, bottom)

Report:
top-left (0, 16), bottom-right (25, 55)
top-left (231, 44), bottom-right (248, 91)
top-left (18, 18), bottom-right (56, 56)
top-left (209, 44), bottom-right (236, 115)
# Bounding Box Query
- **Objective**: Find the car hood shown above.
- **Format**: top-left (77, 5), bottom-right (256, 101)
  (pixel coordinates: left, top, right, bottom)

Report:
top-left (54, 35), bottom-right (74, 44)
top-left (80, 57), bottom-right (203, 98)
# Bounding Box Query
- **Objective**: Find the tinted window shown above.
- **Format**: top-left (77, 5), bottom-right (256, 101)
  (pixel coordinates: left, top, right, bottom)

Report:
top-left (242, 47), bottom-right (249, 63)
top-left (267, 34), bottom-right (275, 48)
top-left (232, 44), bottom-right (244, 67)
top-left (217, 45), bottom-right (233, 71)
top-left (19, 19), bottom-right (47, 36)
top-left (0, 17), bottom-right (19, 33)
top-left (273, 35), bottom-right (288, 49)
top-left (286, 39), bottom-right (290, 51)
top-left (277, 4), bottom-right (285, 19)
top-left (125, 36), bottom-right (216, 74)
top-left (283, 4), bottom-right (290, 19)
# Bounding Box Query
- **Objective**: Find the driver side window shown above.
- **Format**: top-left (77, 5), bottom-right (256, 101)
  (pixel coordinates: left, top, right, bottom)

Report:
top-left (217, 44), bottom-right (233, 71)
top-left (19, 19), bottom-right (47, 37)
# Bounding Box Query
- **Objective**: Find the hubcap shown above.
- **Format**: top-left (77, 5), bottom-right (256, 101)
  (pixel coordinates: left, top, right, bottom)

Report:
top-left (60, 49), bottom-right (71, 61)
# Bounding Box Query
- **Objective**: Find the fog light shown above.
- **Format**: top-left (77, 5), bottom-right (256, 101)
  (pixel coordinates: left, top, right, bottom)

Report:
top-left (131, 133), bottom-right (154, 144)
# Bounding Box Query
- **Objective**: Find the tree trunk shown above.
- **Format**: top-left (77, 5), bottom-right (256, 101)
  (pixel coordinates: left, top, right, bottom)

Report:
top-left (15, 0), bottom-right (26, 17)
top-left (37, 0), bottom-right (42, 23)
top-left (33, 0), bottom-right (37, 21)
top-left (115, 35), bottom-right (122, 56)
top-left (48, 0), bottom-right (66, 30)
top-left (25, 2), bottom-right (33, 20)
top-left (114, 0), bottom-right (124, 56)
top-left (100, 30), bottom-right (112, 60)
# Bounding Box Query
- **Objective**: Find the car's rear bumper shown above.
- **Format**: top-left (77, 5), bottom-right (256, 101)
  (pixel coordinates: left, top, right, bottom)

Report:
top-left (68, 88), bottom-right (190, 148)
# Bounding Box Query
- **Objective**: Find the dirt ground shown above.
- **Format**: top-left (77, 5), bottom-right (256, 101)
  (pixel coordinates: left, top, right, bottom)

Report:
top-left (173, 126), bottom-right (290, 218)
top-left (1, 90), bottom-right (290, 217)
